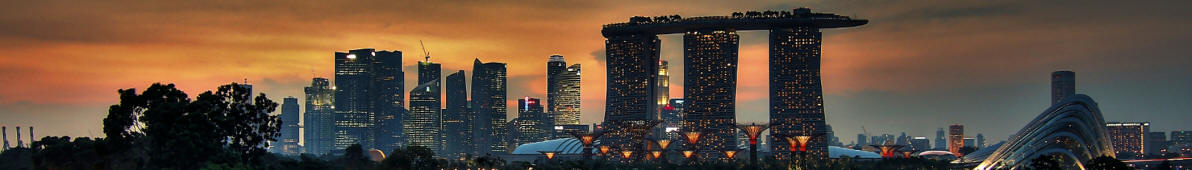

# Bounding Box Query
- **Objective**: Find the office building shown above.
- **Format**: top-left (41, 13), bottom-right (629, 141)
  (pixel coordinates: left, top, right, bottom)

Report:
top-left (949, 124), bottom-right (964, 155)
top-left (304, 78), bottom-right (335, 155)
top-left (472, 59), bottom-right (508, 154)
top-left (910, 136), bottom-right (931, 151)
top-left (1051, 71), bottom-right (1075, 105)
top-left (514, 97), bottom-right (552, 147)
top-left (442, 70), bottom-right (472, 157)
top-left (405, 60), bottom-right (441, 151)
top-left (547, 55), bottom-right (582, 126)
top-left (333, 49), bottom-right (404, 150)
top-left (1106, 122), bottom-right (1149, 158)
top-left (277, 97), bottom-right (301, 155)
top-left (935, 128), bottom-right (946, 150)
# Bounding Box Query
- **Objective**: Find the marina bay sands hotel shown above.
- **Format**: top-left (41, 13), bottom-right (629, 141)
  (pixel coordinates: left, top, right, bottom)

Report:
top-left (601, 8), bottom-right (866, 159)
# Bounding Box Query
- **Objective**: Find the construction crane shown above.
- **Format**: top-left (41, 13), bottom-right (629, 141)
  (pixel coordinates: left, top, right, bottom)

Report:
top-left (420, 40), bottom-right (430, 62)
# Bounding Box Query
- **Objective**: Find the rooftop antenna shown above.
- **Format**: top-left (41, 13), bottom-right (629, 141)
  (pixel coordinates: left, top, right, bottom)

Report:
top-left (420, 40), bottom-right (430, 62)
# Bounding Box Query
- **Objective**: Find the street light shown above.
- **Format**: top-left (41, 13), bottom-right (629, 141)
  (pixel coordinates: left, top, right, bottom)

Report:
top-left (599, 145), bottom-right (612, 157)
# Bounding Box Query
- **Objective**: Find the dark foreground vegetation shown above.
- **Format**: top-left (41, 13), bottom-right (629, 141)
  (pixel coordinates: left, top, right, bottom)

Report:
top-left (0, 83), bottom-right (1145, 170)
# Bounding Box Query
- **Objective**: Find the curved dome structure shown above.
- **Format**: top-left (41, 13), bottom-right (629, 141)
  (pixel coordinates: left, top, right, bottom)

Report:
top-left (511, 138), bottom-right (591, 155)
top-left (976, 94), bottom-right (1115, 169)
top-left (828, 146), bottom-right (881, 158)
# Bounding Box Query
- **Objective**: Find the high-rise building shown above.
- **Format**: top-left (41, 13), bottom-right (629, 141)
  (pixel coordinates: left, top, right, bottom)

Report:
top-left (684, 29), bottom-right (739, 159)
top-left (514, 97), bottom-right (551, 147)
top-left (600, 8), bottom-right (865, 161)
top-left (656, 60), bottom-right (670, 119)
top-left (935, 128), bottom-right (946, 150)
top-left (333, 49), bottom-right (404, 150)
top-left (769, 26), bottom-right (831, 159)
top-left (1051, 71), bottom-right (1075, 105)
top-left (472, 59), bottom-right (508, 154)
top-left (442, 70), bottom-right (471, 157)
top-left (547, 55), bottom-right (582, 126)
top-left (1106, 122), bottom-right (1149, 158)
top-left (949, 124), bottom-right (964, 155)
top-left (661, 99), bottom-right (685, 140)
top-left (910, 137), bottom-right (931, 151)
top-left (857, 133), bottom-right (868, 146)
top-left (963, 138), bottom-right (976, 148)
top-left (405, 60), bottom-right (441, 152)
top-left (277, 97), bottom-right (301, 155)
top-left (1173, 131), bottom-right (1192, 147)
top-left (976, 133), bottom-right (985, 148)
top-left (304, 78), bottom-right (335, 155)
top-left (1147, 132), bottom-right (1167, 156)
top-left (897, 132), bottom-right (908, 145)
top-left (602, 33), bottom-right (661, 158)
top-left (373, 50), bottom-right (406, 152)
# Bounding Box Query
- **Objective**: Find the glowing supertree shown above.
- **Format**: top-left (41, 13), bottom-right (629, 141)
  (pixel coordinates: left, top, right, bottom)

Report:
top-left (737, 123), bottom-right (769, 166)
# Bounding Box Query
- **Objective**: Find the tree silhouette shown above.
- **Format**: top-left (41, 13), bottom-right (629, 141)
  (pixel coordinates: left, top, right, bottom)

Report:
top-left (1084, 155), bottom-right (1130, 170)
top-left (1029, 155), bottom-right (1062, 170)
top-left (100, 83), bottom-right (280, 169)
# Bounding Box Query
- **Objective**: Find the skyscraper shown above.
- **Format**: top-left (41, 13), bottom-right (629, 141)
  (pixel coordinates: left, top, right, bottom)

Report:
top-left (405, 60), bottom-right (441, 152)
top-left (373, 50), bottom-right (406, 152)
top-left (602, 33), bottom-right (661, 158)
top-left (333, 49), bottom-right (404, 150)
top-left (1106, 122), bottom-right (1149, 158)
top-left (15, 126), bottom-right (21, 148)
top-left (935, 128), bottom-right (946, 150)
top-left (442, 70), bottom-right (471, 157)
top-left (976, 133), bottom-right (985, 148)
top-left (304, 78), bottom-right (335, 155)
top-left (1051, 71), bottom-right (1075, 105)
top-left (656, 60), bottom-right (670, 117)
top-left (684, 29), bottom-right (739, 158)
top-left (472, 59), bottom-right (508, 154)
top-left (857, 133), bottom-right (868, 146)
top-left (277, 97), bottom-right (301, 155)
top-left (769, 26), bottom-right (830, 159)
top-left (661, 99), bottom-right (685, 140)
top-left (334, 49), bottom-right (374, 150)
top-left (910, 136), bottom-right (931, 151)
top-left (949, 124), bottom-right (964, 155)
top-left (547, 55), bottom-right (582, 126)
top-left (514, 97), bottom-right (551, 147)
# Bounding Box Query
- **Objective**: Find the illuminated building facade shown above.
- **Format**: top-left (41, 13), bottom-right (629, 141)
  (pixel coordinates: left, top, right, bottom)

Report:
top-left (472, 59), bottom-right (508, 154)
top-left (949, 124), bottom-right (964, 155)
top-left (547, 55), bottom-right (582, 126)
top-left (304, 78), bottom-right (335, 155)
top-left (1106, 122), bottom-right (1149, 159)
top-left (600, 8), bottom-right (866, 160)
top-left (442, 70), bottom-right (471, 157)
top-left (372, 50), bottom-right (406, 152)
top-left (514, 97), bottom-right (552, 147)
top-left (405, 61), bottom-right (441, 151)
top-left (684, 29), bottom-right (740, 158)
top-left (333, 49), bottom-right (378, 150)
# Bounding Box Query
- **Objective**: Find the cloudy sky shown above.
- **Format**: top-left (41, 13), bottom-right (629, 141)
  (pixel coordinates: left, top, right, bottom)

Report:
top-left (1, 0), bottom-right (1190, 145)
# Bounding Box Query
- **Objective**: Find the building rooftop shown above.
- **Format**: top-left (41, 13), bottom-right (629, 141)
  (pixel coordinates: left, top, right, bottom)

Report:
top-left (601, 8), bottom-right (867, 37)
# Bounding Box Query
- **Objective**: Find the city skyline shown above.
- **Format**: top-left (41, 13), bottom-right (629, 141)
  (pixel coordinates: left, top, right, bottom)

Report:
top-left (5, 1), bottom-right (1192, 148)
